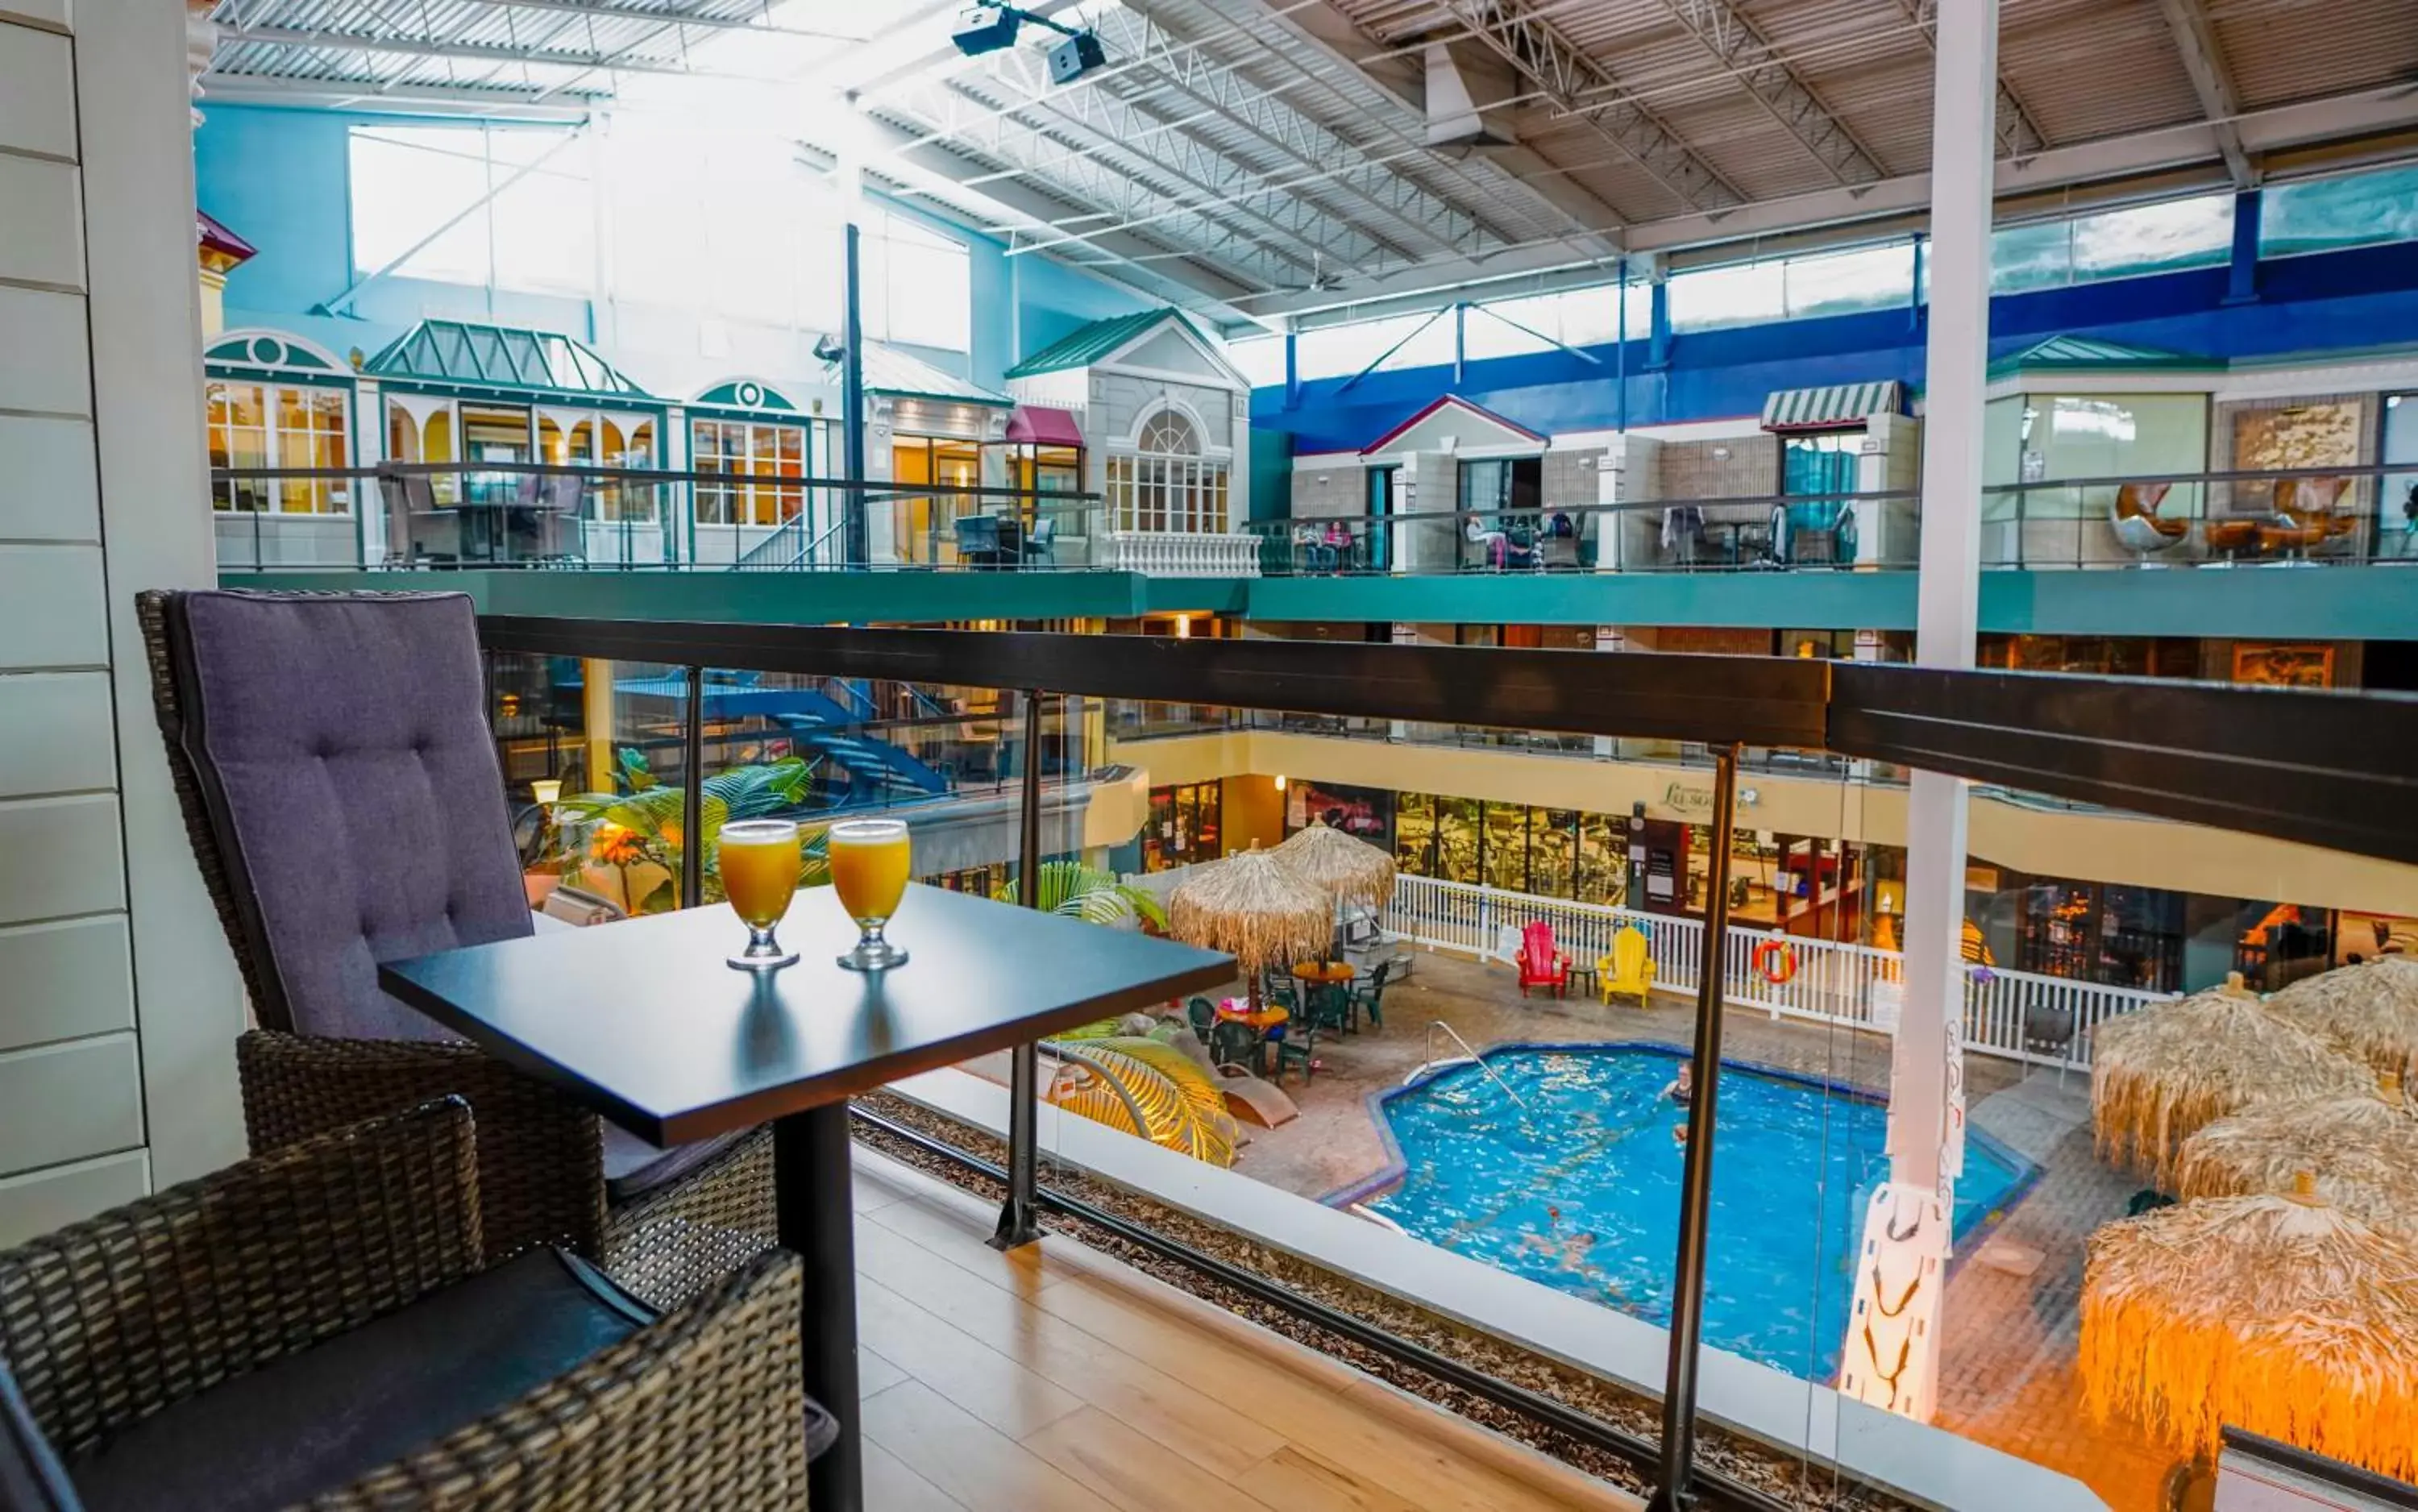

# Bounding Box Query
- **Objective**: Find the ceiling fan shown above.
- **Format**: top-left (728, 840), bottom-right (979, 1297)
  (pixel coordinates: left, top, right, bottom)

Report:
top-left (1271, 250), bottom-right (1346, 295)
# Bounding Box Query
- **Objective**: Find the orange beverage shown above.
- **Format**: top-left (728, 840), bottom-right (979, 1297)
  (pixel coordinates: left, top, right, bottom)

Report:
top-left (829, 820), bottom-right (911, 924)
top-left (720, 820), bottom-right (801, 928)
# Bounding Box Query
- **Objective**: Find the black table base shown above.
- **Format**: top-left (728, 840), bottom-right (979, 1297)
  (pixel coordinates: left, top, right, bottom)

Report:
top-left (775, 1106), bottom-right (860, 1512)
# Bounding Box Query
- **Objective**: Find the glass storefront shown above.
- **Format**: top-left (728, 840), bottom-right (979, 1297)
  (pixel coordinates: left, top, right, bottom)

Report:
top-left (1141, 782), bottom-right (1220, 871)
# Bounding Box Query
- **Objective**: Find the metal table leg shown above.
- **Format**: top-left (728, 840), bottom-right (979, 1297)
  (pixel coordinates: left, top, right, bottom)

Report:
top-left (777, 1103), bottom-right (861, 1512)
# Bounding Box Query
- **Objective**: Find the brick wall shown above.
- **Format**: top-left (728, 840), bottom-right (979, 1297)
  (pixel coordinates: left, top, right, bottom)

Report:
top-left (1654, 436), bottom-right (1779, 503)
top-left (1292, 460), bottom-right (1362, 520)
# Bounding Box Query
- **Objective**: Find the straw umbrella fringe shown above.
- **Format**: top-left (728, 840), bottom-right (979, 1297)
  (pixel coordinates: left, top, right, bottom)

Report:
top-left (1167, 850), bottom-right (1332, 1010)
top-left (2267, 957), bottom-right (2418, 1082)
top-left (2079, 1187), bottom-right (2418, 1481)
top-left (2092, 980), bottom-right (2371, 1186)
top-left (2171, 1091), bottom-right (2418, 1232)
top-left (1271, 819), bottom-right (1398, 913)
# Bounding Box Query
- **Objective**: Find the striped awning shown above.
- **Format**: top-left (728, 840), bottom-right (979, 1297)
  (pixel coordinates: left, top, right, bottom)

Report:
top-left (1760, 380), bottom-right (1904, 432)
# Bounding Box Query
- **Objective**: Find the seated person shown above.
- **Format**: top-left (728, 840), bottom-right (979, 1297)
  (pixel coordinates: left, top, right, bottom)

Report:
top-left (1658, 1061), bottom-right (1695, 1107)
top-left (1463, 513), bottom-right (1508, 567)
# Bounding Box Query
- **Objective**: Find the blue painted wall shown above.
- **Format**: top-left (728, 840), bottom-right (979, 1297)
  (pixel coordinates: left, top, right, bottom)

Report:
top-left (1260, 240), bottom-right (2418, 455)
top-left (193, 103), bottom-right (1153, 391)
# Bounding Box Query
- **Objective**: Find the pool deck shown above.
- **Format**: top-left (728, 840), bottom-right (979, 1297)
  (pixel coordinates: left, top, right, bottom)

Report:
top-left (1212, 948), bottom-right (2171, 1512)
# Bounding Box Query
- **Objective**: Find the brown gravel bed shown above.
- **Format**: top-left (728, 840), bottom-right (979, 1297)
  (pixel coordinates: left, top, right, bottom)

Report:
top-left (852, 1090), bottom-right (1911, 1512)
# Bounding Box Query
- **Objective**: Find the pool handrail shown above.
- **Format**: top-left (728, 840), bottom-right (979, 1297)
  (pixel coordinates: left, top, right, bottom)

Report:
top-left (1423, 1020), bottom-right (1531, 1111)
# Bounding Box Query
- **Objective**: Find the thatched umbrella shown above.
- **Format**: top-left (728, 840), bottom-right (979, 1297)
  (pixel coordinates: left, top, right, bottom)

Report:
top-left (1168, 849), bottom-right (1330, 1013)
top-left (1272, 819), bottom-right (1397, 913)
top-left (2092, 974), bottom-right (2371, 1186)
top-left (2079, 1177), bottom-right (2418, 1481)
top-left (2267, 957), bottom-right (2418, 1082)
top-left (2171, 1082), bottom-right (2418, 1232)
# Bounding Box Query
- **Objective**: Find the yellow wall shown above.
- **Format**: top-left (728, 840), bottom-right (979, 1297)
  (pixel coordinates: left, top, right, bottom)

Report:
top-left (1116, 731), bottom-right (2418, 915)
top-left (1221, 774), bottom-right (1284, 854)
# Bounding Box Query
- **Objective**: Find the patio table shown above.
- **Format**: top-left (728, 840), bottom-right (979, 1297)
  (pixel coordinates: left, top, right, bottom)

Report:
top-left (380, 882), bottom-right (1232, 1512)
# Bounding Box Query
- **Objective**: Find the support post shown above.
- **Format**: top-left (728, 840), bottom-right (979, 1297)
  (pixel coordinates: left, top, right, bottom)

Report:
top-left (580, 657), bottom-right (616, 798)
top-left (1614, 260), bottom-right (1631, 434)
top-left (1646, 743), bottom-right (1741, 1512)
top-left (1839, 0), bottom-right (1996, 1427)
top-left (1646, 272), bottom-right (1672, 372)
top-left (681, 663), bottom-right (704, 908)
top-left (842, 221), bottom-right (868, 568)
top-left (993, 687), bottom-right (1049, 1249)
top-left (2225, 188), bottom-right (2262, 305)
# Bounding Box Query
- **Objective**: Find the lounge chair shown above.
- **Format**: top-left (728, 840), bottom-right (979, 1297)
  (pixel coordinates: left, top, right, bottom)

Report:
top-left (1597, 925), bottom-right (1656, 1006)
top-left (1517, 920), bottom-right (1570, 998)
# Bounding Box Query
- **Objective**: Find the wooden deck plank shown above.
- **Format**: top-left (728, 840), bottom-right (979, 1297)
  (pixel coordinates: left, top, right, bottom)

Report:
top-left (862, 1379), bottom-right (1121, 1512)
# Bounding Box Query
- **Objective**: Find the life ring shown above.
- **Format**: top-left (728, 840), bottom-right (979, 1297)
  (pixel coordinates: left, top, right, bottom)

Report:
top-left (1752, 938), bottom-right (1797, 985)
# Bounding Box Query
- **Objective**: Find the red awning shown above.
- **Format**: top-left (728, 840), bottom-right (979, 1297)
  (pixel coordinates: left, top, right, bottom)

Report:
top-left (197, 210), bottom-right (256, 264)
top-left (1005, 405), bottom-right (1084, 447)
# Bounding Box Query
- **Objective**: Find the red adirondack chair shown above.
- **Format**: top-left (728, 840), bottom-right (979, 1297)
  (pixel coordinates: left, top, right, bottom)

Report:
top-left (1518, 920), bottom-right (1570, 997)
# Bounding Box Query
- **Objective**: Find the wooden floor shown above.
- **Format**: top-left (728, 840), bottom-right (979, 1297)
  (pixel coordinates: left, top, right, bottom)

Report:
top-left (850, 1148), bottom-right (1643, 1512)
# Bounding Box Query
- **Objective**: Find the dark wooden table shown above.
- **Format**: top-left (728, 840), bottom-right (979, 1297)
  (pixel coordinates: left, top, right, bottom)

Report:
top-left (380, 882), bottom-right (1234, 1512)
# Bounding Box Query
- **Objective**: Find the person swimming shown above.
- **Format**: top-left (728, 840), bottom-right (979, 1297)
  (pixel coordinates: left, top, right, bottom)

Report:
top-left (1659, 1062), bottom-right (1695, 1106)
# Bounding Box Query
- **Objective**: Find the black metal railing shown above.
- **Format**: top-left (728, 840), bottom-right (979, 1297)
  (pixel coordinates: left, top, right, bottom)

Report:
top-left (472, 615), bottom-right (2418, 1510)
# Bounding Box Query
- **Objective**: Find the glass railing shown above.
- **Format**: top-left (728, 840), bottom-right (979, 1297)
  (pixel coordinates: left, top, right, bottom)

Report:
top-left (472, 615), bottom-right (2418, 1512)
top-left (209, 460), bottom-right (1103, 573)
top-left (1244, 462), bottom-right (2418, 577)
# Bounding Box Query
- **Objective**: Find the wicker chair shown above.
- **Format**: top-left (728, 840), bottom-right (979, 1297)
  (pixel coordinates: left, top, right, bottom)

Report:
top-left (138, 588), bottom-right (775, 1309)
top-left (0, 1099), bottom-right (820, 1510)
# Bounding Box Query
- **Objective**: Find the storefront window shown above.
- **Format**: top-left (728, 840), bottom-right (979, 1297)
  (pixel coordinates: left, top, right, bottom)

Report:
top-left (1529, 809), bottom-right (1576, 899)
top-left (2000, 392), bottom-right (2210, 522)
top-left (1434, 796), bottom-right (1480, 883)
top-left (1577, 814), bottom-right (1625, 905)
top-left (208, 381), bottom-right (350, 514)
top-left (1106, 409), bottom-right (1230, 534)
top-left (1481, 803), bottom-right (1527, 891)
top-left (695, 417), bottom-right (806, 526)
top-left (1142, 783), bottom-right (1221, 871)
top-left (1395, 792), bottom-right (1435, 877)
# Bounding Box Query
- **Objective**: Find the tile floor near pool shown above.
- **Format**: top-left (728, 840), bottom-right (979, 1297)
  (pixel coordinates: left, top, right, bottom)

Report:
top-left (1201, 949), bottom-right (2173, 1512)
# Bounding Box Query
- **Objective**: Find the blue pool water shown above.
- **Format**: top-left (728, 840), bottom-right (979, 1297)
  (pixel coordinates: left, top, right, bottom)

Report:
top-left (1360, 1044), bottom-right (2031, 1381)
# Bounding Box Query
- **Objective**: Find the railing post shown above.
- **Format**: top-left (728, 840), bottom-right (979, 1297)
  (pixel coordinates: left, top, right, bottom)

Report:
top-left (993, 687), bottom-right (1049, 1251)
top-left (1647, 742), bottom-right (1740, 1512)
top-left (680, 664), bottom-right (705, 908)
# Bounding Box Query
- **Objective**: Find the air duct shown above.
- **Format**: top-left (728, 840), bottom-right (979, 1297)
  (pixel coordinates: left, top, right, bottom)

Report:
top-left (1423, 41), bottom-right (1519, 150)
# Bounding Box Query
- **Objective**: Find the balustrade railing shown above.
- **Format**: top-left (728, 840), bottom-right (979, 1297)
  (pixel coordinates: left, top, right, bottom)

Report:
top-left (1381, 874), bottom-right (2171, 1068)
top-left (1093, 529), bottom-right (1262, 576)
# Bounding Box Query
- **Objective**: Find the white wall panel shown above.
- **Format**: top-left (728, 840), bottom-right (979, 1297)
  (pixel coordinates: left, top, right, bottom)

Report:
top-left (0, 1150), bottom-right (149, 1249)
top-left (0, 416), bottom-right (100, 540)
top-left (0, 286), bottom-right (92, 414)
top-left (0, 544), bottom-right (106, 667)
top-left (0, 1034), bottom-right (144, 1174)
top-left (0, 21), bottom-right (75, 159)
top-left (0, 792), bottom-right (124, 922)
top-left (0, 914), bottom-right (133, 1050)
top-left (0, 154), bottom-right (81, 289)
top-left (0, 671), bottom-right (116, 795)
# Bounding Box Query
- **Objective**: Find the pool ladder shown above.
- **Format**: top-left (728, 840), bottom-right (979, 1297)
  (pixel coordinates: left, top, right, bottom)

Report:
top-left (1406, 1021), bottom-right (1530, 1111)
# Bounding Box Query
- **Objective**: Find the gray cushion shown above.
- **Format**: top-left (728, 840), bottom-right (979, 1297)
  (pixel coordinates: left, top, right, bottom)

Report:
top-left (601, 1124), bottom-right (748, 1205)
top-left (176, 592), bottom-right (531, 1041)
top-left (65, 1249), bottom-right (655, 1512)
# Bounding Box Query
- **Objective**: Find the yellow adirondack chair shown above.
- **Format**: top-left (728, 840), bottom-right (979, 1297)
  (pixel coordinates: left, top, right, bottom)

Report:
top-left (1598, 925), bottom-right (1655, 1006)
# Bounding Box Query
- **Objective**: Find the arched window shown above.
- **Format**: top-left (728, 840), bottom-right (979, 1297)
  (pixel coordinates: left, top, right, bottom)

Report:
top-left (1107, 405), bottom-right (1228, 534)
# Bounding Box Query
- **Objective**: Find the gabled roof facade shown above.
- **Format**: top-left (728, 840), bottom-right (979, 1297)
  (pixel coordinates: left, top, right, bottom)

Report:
top-left (366, 320), bottom-right (654, 399)
top-left (1007, 308), bottom-right (1240, 388)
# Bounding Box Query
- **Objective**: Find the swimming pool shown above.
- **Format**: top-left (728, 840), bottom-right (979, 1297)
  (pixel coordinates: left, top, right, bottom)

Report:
top-left (1348, 1043), bottom-right (2034, 1381)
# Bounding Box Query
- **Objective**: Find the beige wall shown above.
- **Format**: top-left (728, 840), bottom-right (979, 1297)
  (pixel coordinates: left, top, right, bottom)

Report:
top-left (0, 6), bottom-right (240, 1245)
top-left (1221, 774), bottom-right (1284, 854)
top-left (1117, 731), bottom-right (2418, 916)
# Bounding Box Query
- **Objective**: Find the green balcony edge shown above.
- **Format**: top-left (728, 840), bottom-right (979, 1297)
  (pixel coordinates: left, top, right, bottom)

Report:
top-left (222, 565), bottom-right (2418, 638)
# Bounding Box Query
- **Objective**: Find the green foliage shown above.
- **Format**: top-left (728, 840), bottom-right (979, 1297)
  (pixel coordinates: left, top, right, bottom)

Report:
top-left (552, 753), bottom-right (828, 912)
top-left (992, 860), bottom-right (1167, 931)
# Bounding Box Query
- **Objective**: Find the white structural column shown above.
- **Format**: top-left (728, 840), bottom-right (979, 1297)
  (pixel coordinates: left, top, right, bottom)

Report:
top-left (1838, 0), bottom-right (1998, 1424)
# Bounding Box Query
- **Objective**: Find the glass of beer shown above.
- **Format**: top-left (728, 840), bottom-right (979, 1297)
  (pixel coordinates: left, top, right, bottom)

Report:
top-left (720, 819), bottom-right (803, 970)
top-left (829, 818), bottom-right (912, 971)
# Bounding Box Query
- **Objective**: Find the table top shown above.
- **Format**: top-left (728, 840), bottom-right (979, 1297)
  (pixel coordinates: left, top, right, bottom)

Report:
top-left (1290, 961), bottom-right (1355, 983)
top-left (1216, 999), bottom-right (1287, 1030)
top-left (380, 883), bottom-right (1235, 1147)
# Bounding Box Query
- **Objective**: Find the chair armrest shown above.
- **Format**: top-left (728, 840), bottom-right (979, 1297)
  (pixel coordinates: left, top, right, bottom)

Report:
top-left (0, 1099), bottom-right (482, 1460)
top-left (322, 1249), bottom-right (814, 1507)
top-left (238, 1030), bottom-right (609, 1265)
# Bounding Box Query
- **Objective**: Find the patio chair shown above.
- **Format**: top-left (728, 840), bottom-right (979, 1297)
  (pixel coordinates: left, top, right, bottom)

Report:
top-left (1597, 925), bottom-right (1656, 1006)
top-left (1186, 995), bottom-right (1217, 1045)
top-left (1207, 1018), bottom-right (1263, 1075)
top-left (2108, 481), bottom-right (2186, 561)
top-left (1517, 920), bottom-right (1570, 998)
top-left (138, 588), bottom-right (775, 1310)
top-left (1347, 959), bottom-right (1391, 1031)
top-left (953, 513), bottom-right (1006, 567)
top-left (1268, 1020), bottom-right (1315, 1085)
top-left (0, 1099), bottom-right (826, 1512)
top-left (1021, 516), bottom-right (1058, 567)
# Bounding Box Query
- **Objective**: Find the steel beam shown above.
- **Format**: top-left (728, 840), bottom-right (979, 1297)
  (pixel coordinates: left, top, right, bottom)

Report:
top-left (2155, 0), bottom-right (2255, 187)
top-left (1882, 0), bottom-right (2047, 159)
top-left (1436, 0), bottom-right (1745, 214)
top-left (1653, 0), bottom-right (1887, 185)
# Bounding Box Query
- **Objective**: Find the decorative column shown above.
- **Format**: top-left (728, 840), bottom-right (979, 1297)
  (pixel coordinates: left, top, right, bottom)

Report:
top-left (1838, 0), bottom-right (1997, 1427)
top-left (1593, 626), bottom-right (1626, 757)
